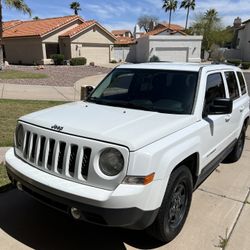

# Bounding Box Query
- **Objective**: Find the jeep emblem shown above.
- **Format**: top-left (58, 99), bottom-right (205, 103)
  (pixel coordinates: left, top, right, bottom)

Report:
top-left (51, 124), bottom-right (63, 132)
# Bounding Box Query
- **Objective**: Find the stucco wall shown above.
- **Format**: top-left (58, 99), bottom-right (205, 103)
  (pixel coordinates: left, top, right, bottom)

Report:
top-left (59, 37), bottom-right (71, 60)
top-left (42, 19), bottom-right (82, 43)
top-left (71, 25), bottom-right (115, 44)
top-left (4, 37), bottom-right (43, 64)
top-left (238, 22), bottom-right (250, 61)
top-left (135, 35), bottom-right (202, 63)
top-left (136, 36), bottom-right (149, 62)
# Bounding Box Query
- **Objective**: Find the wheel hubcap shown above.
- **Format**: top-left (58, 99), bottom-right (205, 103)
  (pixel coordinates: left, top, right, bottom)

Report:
top-left (168, 183), bottom-right (187, 228)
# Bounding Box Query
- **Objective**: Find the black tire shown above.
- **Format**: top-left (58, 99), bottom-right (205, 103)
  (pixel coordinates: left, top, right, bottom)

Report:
top-left (147, 166), bottom-right (193, 243)
top-left (223, 126), bottom-right (246, 163)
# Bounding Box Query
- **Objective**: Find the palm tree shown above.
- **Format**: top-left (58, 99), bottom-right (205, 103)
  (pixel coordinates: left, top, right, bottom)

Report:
top-left (204, 8), bottom-right (220, 30)
top-left (180, 0), bottom-right (196, 30)
top-left (0, 0), bottom-right (31, 68)
top-left (162, 0), bottom-right (178, 28)
top-left (70, 1), bottom-right (81, 15)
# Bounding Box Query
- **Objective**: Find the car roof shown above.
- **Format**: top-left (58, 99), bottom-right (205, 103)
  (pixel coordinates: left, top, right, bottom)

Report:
top-left (117, 62), bottom-right (240, 72)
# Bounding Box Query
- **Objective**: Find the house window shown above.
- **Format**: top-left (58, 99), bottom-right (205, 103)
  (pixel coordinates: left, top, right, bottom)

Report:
top-left (46, 43), bottom-right (60, 58)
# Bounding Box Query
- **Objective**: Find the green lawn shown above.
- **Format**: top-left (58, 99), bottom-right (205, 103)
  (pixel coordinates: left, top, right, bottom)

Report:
top-left (0, 99), bottom-right (65, 147)
top-left (0, 69), bottom-right (48, 79)
top-left (0, 163), bottom-right (10, 187)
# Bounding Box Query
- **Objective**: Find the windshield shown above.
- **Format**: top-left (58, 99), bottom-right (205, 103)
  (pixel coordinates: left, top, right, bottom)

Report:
top-left (87, 68), bottom-right (198, 114)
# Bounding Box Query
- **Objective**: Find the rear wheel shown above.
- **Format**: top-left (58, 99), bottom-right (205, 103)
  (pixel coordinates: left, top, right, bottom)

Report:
top-left (223, 126), bottom-right (246, 163)
top-left (147, 166), bottom-right (193, 243)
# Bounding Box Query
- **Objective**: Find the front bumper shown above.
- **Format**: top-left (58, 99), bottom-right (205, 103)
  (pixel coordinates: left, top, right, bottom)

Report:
top-left (5, 148), bottom-right (161, 229)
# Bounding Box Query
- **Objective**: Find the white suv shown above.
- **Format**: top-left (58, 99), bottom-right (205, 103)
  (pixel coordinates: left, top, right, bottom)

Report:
top-left (5, 63), bottom-right (249, 243)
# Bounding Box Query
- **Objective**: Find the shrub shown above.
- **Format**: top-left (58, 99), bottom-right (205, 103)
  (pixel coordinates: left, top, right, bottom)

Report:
top-left (70, 57), bottom-right (87, 66)
top-left (149, 55), bottom-right (160, 62)
top-left (227, 59), bottom-right (241, 66)
top-left (51, 54), bottom-right (64, 65)
top-left (110, 59), bottom-right (117, 63)
top-left (241, 62), bottom-right (250, 69)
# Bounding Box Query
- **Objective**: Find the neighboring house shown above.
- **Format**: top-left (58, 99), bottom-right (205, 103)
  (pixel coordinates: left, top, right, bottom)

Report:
top-left (3, 15), bottom-right (116, 65)
top-left (115, 22), bottom-right (202, 63)
top-left (112, 29), bottom-right (136, 62)
top-left (237, 19), bottom-right (250, 61)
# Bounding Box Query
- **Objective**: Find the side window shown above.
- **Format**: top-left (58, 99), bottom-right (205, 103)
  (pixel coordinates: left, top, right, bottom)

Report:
top-left (236, 71), bottom-right (247, 95)
top-left (225, 71), bottom-right (240, 99)
top-left (205, 73), bottom-right (226, 109)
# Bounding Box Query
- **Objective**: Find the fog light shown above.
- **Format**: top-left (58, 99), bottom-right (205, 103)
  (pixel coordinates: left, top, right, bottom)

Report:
top-left (71, 207), bottom-right (81, 219)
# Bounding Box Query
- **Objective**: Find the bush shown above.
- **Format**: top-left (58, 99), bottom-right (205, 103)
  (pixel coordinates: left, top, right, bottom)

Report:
top-left (51, 54), bottom-right (64, 65)
top-left (227, 59), bottom-right (241, 66)
top-left (241, 62), bottom-right (250, 69)
top-left (149, 55), bottom-right (160, 62)
top-left (110, 59), bottom-right (117, 63)
top-left (70, 57), bottom-right (87, 66)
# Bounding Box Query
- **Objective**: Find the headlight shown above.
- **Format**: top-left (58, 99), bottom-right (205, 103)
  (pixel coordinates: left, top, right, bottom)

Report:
top-left (15, 124), bottom-right (24, 149)
top-left (99, 148), bottom-right (124, 176)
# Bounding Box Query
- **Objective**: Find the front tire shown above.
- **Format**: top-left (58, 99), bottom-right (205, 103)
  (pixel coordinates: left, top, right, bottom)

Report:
top-left (147, 166), bottom-right (193, 243)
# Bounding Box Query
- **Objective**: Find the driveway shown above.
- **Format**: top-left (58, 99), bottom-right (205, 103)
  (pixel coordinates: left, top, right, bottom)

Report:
top-left (0, 129), bottom-right (250, 250)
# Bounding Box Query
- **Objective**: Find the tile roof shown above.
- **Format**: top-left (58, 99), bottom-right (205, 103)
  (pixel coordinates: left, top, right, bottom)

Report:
top-left (60, 20), bottom-right (117, 40)
top-left (160, 22), bottom-right (184, 30)
top-left (3, 15), bottom-right (82, 38)
top-left (3, 20), bottom-right (22, 30)
top-left (112, 30), bottom-right (131, 36)
top-left (114, 36), bottom-right (136, 45)
top-left (60, 20), bottom-right (96, 37)
top-left (145, 25), bottom-right (186, 36)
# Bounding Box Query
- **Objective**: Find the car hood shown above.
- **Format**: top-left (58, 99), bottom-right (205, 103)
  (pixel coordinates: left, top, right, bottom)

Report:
top-left (20, 101), bottom-right (196, 151)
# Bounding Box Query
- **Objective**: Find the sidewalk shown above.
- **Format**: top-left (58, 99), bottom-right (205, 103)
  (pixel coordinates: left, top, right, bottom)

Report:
top-left (0, 74), bottom-right (107, 102)
top-left (0, 130), bottom-right (249, 249)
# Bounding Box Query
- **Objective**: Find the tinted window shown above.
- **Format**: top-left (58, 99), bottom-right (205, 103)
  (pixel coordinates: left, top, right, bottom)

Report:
top-left (205, 73), bottom-right (226, 108)
top-left (89, 69), bottom-right (198, 114)
top-left (236, 72), bottom-right (247, 95)
top-left (225, 71), bottom-right (240, 99)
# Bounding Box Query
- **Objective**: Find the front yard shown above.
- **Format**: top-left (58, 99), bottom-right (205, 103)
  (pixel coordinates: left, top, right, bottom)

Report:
top-left (0, 69), bottom-right (48, 79)
top-left (0, 99), bottom-right (65, 147)
top-left (0, 65), bottom-right (111, 86)
top-left (0, 163), bottom-right (9, 188)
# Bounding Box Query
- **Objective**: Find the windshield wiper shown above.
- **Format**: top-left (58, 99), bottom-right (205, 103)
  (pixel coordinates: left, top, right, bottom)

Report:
top-left (116, 101), bottom-right (155, 111)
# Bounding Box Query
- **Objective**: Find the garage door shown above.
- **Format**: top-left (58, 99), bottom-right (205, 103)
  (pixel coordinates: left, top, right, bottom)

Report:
top-left (81, 45), bottom-right (110, 64)
top-left (155, 47), bottom-right (188, 62)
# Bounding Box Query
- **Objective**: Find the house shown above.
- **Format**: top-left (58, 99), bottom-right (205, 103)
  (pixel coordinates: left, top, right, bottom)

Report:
top-left (3, 15), bottom-right (116, 65)
top-left (237, 19), bottom-right (250, 61)
top-left (111, 29), bottom-right (136, 62)
top-left (113, 22), bottom-right (202, 63)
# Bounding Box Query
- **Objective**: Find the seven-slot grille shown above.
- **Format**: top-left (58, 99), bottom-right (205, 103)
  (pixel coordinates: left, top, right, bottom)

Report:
top-left (20, 130), bottom-right (92, 182)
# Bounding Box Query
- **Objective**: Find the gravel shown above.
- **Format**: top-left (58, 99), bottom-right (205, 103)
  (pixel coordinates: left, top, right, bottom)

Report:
top-left (0, 65), bottom-right (112, 87)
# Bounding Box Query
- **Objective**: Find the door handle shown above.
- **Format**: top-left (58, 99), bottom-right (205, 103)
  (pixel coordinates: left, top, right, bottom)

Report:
top-left (225, 115), bottom-right (231, 122)
top-left (239, 106), bottom-right (244, 112)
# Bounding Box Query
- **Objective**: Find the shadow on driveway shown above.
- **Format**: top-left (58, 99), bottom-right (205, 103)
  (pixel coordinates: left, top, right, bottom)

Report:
top-left (0, 189), bottom-right (165, 250)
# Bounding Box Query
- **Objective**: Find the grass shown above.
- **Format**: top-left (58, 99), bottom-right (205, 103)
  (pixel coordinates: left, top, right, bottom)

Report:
top-left (0, 99), bottom-right (65, 147)
top-left (0, 69), bottom-right (48, 79)
top-left (0, 163), bottom-right (10, 187)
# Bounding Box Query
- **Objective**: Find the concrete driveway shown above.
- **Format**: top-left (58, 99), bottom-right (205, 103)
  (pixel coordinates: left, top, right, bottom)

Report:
top-left (0, 129), bottom-right (249, 250)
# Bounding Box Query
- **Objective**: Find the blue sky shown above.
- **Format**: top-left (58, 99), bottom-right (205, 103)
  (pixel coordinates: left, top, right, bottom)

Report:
top-left (3, 0), bottom-right (250, 31)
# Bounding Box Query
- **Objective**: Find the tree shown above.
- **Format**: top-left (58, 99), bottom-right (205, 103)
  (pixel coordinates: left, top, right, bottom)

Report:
top-left (180, 0), bottom-right (195, 30)
top-left (190, 9), bottom-right (222, 51)
top-left (33, 16), bottom-right (39, 20)
top-left (0, 0), bottom-right (31, 68)
top-left (70, 1), bottom-right (81, 15)
top-left (162, 0), bottom-right (178, 28)
top-left (137, 15), bottom-right (159, 32)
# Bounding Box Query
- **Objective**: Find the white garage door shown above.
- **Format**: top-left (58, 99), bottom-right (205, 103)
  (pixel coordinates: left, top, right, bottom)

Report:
top-left (81, 45), bottom-right (110, 64)
top-left (155, 47), bottom-right (188, 62)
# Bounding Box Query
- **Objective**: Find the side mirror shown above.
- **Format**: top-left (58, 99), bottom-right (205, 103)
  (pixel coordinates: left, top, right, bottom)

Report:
top-left (80, 85), bottom-right (94, 100)
top-left (204, 98), bottom-right (233, 116)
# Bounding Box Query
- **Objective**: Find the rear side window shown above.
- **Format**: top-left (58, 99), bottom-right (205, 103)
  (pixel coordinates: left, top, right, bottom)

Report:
top-left (236, 72), bottom-right (247, 95)
top-left (224, 71), bottom-right (240, 99)
top-left (205, 73), bottom-right (226, 108)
